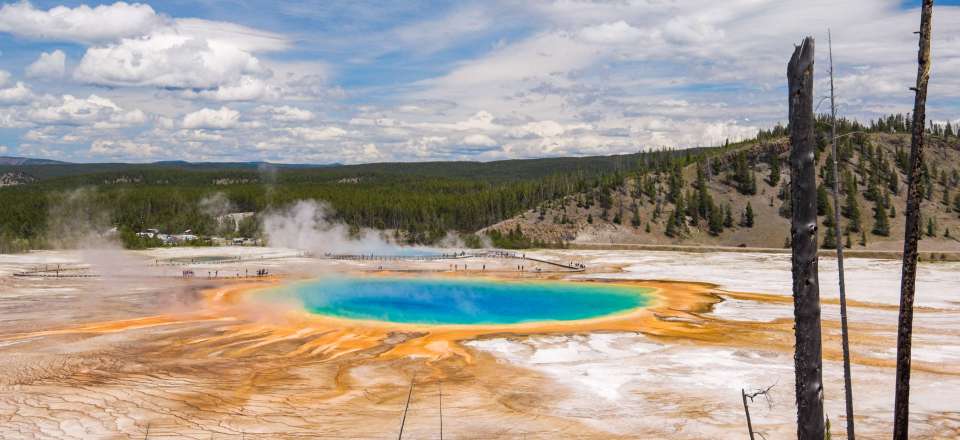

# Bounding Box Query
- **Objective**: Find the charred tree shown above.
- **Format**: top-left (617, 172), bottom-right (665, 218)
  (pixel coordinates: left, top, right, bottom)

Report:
top-left (788, 36), bottom-right (825, 440)
top-left (894, 1), bottom-right (934, 439)
top-left (742, 388), bottom-right (756, 440)
top-left (827, 29), bottom-right (856, 440)
top-left (742, 384), bottom-right (775, 440)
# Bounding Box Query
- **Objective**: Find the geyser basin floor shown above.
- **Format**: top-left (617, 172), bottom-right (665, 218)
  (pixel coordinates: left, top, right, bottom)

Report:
top-left (2, 248), bottom-right (958, 438)
top-left (267, 277), bottom-right (651, 325)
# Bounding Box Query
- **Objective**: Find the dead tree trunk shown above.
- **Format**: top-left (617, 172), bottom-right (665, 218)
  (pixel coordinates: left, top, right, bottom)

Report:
top-left (788, 36), bottom-right (825, 440)
top-left (895, 1), bottom-right (934, 439)
top-left (828, 29), bottom-right (856, 440)
top-left (742, 389), bottom-right (756, 440)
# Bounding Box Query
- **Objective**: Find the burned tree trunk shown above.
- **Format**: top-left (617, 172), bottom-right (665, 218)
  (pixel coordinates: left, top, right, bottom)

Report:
top-left (895, 1), bottom-right (934, 439)
top-left (788, 36), bottom-right (825, 440)
top-left (828, 29), bottom-right (856, 440)
top-left (742, 389), bottom-right (756, 440)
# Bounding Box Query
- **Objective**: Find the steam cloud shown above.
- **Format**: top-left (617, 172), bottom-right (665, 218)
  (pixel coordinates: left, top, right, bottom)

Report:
top-left (262, 200), bottom-right (444, 255)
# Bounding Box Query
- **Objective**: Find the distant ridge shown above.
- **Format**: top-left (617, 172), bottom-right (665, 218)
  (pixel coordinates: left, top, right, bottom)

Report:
top-left (150, 160), bottom-right (343, 168)
top-left (0, 157), bottom-right (341, 168)
top-left (0, 156), bottom-right (70, 166)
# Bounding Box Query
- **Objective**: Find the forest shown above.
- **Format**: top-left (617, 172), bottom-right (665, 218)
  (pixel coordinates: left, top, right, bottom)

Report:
top-left (0, 147), bottom-right (703, 251)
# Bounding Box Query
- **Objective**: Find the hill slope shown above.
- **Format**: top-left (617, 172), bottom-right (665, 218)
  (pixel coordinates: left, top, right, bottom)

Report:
top-left (484, 131), bottom-right (960, 252)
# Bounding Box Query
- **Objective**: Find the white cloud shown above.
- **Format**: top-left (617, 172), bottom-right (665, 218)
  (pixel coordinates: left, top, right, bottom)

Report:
top-left (578, 21), bottom-right (645, 44)
top-left (463, 133), bottom-right (497, 147)
top-left (0, 1), bottom-right (165, 43)
top-left (508, 120), bottom-right (591, 139)
top-left (182, 106), bottom-right (240, 129)
top-left (173, 18), bottom-right (290, 53)
top-left (0, 80), bottom-right (31, 104)
top-left (286, 126), bottom-right (346, 141)
top-left (26, 49), bottom-right (66, 79)
top-left (0, 108), bottom-right (28, 128)
top-left (0, 144), bottom-right (7, 154)
top-left (74, 29), bottom-right (267, 89)
top-left (186, 76), bottom-right (274, 101)
top-left (258, 105), bottom-right (314, 122)
top-left (27, 94), bottom-right (146, 128)
top-left (90, 139), bottom-right (161, 158)
top-left (661, 16), bottom-right (724, 45)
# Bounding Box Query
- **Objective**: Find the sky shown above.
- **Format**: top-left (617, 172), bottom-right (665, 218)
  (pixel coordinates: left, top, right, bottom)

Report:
top-left (0, 1), bottom-right (958, 164)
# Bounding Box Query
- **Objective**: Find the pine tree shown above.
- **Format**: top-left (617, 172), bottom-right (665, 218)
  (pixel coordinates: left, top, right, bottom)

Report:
top-left (667, 167), bottom-right (684, 203)
top-left (844, 188), bottom-right (862, 232)
top-left (817, 185), bottom-right (830, 216)
top-left (732, 151), bottom-right (757, 195)
top-left (873, 202), bottom-right (890, 236)
top-left (708, 207), bottom-right (724, 236)
top-left (587, 213), bottom-right (593, 224)
top-left (954, 193), bottom-right (960, 214)
top-left (860, 230), bottom-right (867, 246)
top-left (822, 153), bottom-right (836, 188)
top-left (644, 222), bottom-right (651, 233)
top-left (823, 199), bottom-right (835, 227)
top-left (768, 152), bottom-right (781, 186)
top-left (744, 202), bottom-right (755, 227)
top-left (665, 211), bottom-right (677, 237)
top-left (942, 188), bottom-right (951, 206)
top-left (889, 167), bottom-right (900, 194)
top-left (927, 217), bottom-right (937, 237)
top-left (845, 231), bottom-right (852, 248)
top-left (823, 224), bottom-right (837, 249)
top-left (687, 189), bottom-right (700, 224)
top-left (696, 164), bottom-right (712, 220)
top-left (723, 204), bottom-right (734, 228)
top-left (631, 205), bottom-right (641, 227)
top-left (779, 181), bottom-right (792, 218)
top-left (865, 181), bottom-right (881, 202)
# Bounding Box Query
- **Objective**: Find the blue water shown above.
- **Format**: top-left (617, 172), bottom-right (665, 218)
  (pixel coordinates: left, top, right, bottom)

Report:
top-left (270, 277), bottom-right (650, 325)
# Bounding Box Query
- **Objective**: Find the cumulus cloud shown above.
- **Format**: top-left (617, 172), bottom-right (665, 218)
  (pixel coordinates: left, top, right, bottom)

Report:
top-left (0, 80), bottom-right (31, 104)
top-left (74, 30), bottom-right (267, 89)
top-left (182, 106), bottom-right (240, 129)
top-left (0, 144), bottom-right (7, 154)
top-left (2, 3), bottom-right (300, 103)
top-left (26, 49), bottom-right (66, 79)
top-left (27, 94), bottom-right (146, 128)
top-left (187, 76), bottom-right (274, 101)
top-left (463, 133), bottom-right (497, 147)
top-left (0, 69), bottom-right (31, 103)
top-left (0, 1), bottom-right (165, 43)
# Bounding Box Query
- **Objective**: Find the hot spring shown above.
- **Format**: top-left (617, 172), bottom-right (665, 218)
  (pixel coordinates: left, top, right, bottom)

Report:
top-left (266, 277), bottom-right (651, 325)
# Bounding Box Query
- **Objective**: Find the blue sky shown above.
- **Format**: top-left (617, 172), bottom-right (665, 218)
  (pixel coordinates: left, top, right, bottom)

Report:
top-left (0, 1), bottom-right (958, 163)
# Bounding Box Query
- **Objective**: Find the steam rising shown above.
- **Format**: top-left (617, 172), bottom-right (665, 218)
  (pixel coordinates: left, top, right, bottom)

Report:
top-left (262, 200), bottom-right (443, 255)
